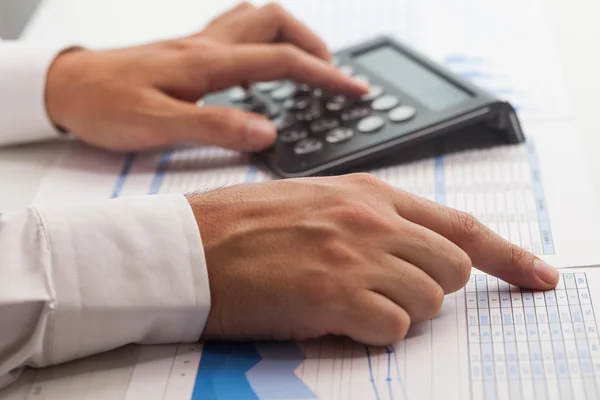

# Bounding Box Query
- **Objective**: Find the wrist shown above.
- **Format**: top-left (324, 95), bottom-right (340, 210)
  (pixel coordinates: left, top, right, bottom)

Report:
top-left (44, 46), bottom-right (87, 133)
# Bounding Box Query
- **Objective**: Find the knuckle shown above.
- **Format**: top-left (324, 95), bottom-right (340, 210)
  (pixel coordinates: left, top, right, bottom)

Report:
top-left (387, 311), bottom-right (411, 341)
top-left (336, 200), bottom-right (389, 232)
top-left (509, 245), bottom-right (535, 269)
top-left (416, 283), bottom-right (445, 321)
top-left (263, 2), bottom-right (286, 17)
top-left (277, 43), bottom-right (300, 61)
top-left (346, 172), bottom-right (383, 191)
top-left (446, 251), bottom-right (473, 293)
top-left (453, 210), bottom-right (482, 244)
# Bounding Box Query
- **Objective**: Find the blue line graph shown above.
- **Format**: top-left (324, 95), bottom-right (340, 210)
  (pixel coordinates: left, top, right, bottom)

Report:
top-left (385, 346), bottom-right (394, 400)
top-left (110, 153), bottom-right (135, 198)
top-left (365, 345), bottom-right (382, 400)
top-left (389, 345), bottom-right (409, 400)
top-left (149, 150), bottom-right (173, 195)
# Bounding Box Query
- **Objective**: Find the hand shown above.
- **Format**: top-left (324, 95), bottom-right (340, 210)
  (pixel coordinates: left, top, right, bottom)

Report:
top-left (44, 2), bottom-right (367, 152)
top-left (187, 173), bottom-right (559, 345)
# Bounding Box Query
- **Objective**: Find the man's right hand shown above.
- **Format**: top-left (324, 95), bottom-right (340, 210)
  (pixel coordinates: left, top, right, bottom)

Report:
top-left (187, 173), bottom-right (559, 345)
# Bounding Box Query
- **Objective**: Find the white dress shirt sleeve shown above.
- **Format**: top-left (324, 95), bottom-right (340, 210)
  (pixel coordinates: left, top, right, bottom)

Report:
top-left (0, 40), bottom-right (64, 145)
top-left (0, 193), bottom-right (211, 389)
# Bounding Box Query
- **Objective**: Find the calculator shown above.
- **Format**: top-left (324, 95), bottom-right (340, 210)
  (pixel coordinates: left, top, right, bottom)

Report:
top-left (201, 36), bottom-right (525, 178)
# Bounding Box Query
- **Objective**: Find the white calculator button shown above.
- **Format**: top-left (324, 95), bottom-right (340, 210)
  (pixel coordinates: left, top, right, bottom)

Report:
top-left (325, 127), bottom-right (355, 144)
top-left (372, 94), bottom-right (400, 111)
top-left (388, 105), bottom-right (417, 122)
top-left (271, 84), bottom-right (296, 101)
top-left (294, 138), bottom-right (324, 155)
top-left (357, 115), bottom-right (385, 133)
top-left (255, 81), bottom-right (281, 92)
top-left (360, 84), bottom-right (384, 102)
top-left (280, 128), bottom-right (308, 144)
top-left (228, 86), bottom-right (250, 102)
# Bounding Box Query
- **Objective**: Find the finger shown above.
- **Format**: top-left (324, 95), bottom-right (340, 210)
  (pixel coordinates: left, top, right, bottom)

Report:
top-left (210, 1), bottom-right (255, 23)
top-left (206, 44), bottom-right (367, 96)
top-left (391, 190), bottom-right (559, 290)
top-left (371, 255), bottom-right (445, 321)
top-left (206, 3), bottom-right (331, 61)
top-left (157, 98), bottom-right (276, 151)
top-left (343, 291), bottom-right (411, 346)
top-left (387, 216), bottom-right (472, 294)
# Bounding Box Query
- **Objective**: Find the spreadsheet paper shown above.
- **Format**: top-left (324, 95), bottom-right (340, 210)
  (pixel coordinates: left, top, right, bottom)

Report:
top-left (4, 270), bottom-right (600, 400)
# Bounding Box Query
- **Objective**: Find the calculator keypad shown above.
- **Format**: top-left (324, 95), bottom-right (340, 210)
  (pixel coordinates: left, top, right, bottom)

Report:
top-left (212, 60), bottom-right (420, 170)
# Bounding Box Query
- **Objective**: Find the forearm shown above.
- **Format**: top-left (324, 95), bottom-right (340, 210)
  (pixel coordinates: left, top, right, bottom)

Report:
top-left (0, 194), bottom-right (210, 388)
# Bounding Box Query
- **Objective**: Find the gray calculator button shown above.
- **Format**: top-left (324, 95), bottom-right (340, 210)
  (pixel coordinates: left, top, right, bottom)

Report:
top-left (271, 85), bottom-right (296, 101)
top-left (228, 87), bottom-right (250, 102)
top-left (296, 103), bottom-right (322, 122)
top-left (325, 95), bottom-right (348, 112)
top-left (360, 84), bottom-right (384, 102)
top-left (273, 114), bottom-right (296, 131)
top-left (357, 115), bottom-right (385, 133)
top-left (353, 74), bottom-right (369, 85)
top-left (310, 117), bottom-right (339, 134)
top-left (259, 104), bottom-right (281, 120)
top-left (325, 127), bottom-right (355, 144)
top-left (372, 94), bottom-right (400, 111)
top-left (255, 81), bottom-right (281, 92)
top-left (388, 105), bottom-right (417, 122)
top-left (341, 105), bottom-right (371, 122)
top-left (312, 88), bottom-right (323, 99)
top-left (296, 84), bottom-right (312, 94)
top-left (280, 128), bottom-right (308, 143)
top-left (294, 138), bottom-right (323, 155)
top-left (338, 65), bottom-right (354, 76)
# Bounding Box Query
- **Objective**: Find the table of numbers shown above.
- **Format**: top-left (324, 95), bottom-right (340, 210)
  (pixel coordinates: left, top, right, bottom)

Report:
top-left (466, 273), bottom-right (600, 400)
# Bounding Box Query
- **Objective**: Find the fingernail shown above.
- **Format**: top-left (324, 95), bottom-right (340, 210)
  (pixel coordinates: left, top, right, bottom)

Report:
top-left (533, 259), bottom-right (559, 285)
top-left (246, 117), bottom-right (276, 150)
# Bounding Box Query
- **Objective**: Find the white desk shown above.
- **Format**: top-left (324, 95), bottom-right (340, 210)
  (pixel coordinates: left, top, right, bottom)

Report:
top-left (1, 0), bottom-right (599, 212)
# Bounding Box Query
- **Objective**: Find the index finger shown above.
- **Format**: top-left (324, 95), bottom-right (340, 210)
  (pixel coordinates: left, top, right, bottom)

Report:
top-left (209, 3), bottom-right (331, 61)
top-left (392, 189), bottom-right (559, 290)
top-left (204, 44), bottom-right (368, 97)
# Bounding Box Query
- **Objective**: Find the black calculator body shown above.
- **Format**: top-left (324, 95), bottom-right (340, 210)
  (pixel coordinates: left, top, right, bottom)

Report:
top-left (202, 36), bottom-right (525, 178)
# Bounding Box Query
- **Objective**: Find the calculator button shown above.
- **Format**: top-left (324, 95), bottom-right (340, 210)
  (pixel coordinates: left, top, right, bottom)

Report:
top-left (353, 74), bottom-right (369, 85)
top-left (357, 115), bottom-right (385, 133)
top-left (360, 85), bottom-right (384, 102)
top-left (255, 81), bottom-right (281, 92)
top-left (296, 84), bottom-right (312, 94)
top-left (273, 113), bottom-right (296, 131)
top-left (312, 88), bottom-right (324, 99)
top-left (241, 97), bottom-right (266, 112)
top-left (338, 65), bottom-right (354, 76)
top-left (388, 105), bottom-right (417, 122)
top-left (310, 117), bottom-right (339, 134)
top-left (258, 104), bottom-right (281, 120)
top-left (296, 103), bottom-right (323, 122)
top-left (325, 95), bottom-right (349, 112)
top-left (228, 87), bottom-right (251, 102)
top-left (280, 128), bottom-right (308, 143)
top-left (283, 97), bottom-right (311, 111)
top-left (271, 85), bottom-right (296, 101)
top-left (294, 138), bottom-right (324, 155)
top-left (325, 127), bottom-right (355, 144)
top-left (341, 105), bottom-right (371, 122)
top-left (372, 94), bottom-right (400, 111)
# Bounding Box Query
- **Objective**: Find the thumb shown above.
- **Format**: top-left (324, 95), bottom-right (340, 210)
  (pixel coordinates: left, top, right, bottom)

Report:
top-left (166, 103), bottom-right (276, 151)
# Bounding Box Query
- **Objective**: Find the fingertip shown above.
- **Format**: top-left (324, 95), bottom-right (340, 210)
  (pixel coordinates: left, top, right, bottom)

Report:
top-left (245, 115), bottom-right (276, 150)
top-left (533, 258), bottom-right (560, 288)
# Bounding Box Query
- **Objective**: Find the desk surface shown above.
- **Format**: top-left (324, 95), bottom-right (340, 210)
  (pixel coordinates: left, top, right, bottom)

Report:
top-left (1, 0), bottom-right (599, 212)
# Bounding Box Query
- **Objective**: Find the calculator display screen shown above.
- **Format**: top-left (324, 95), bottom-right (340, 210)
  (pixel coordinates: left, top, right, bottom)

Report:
top-left (353, 46), bottom-right (473, 110)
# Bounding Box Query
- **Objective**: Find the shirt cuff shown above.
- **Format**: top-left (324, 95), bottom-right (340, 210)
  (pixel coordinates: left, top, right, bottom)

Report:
top-left (35, 193), bottom-right (210, 365)
top-left (0, 42), bottom-right (66, 146)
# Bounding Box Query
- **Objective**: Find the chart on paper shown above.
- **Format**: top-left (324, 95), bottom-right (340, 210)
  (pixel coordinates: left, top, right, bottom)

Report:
top-left (5, 270), bottom-right (600, 400)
